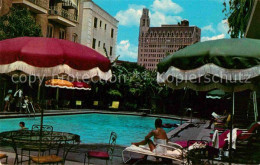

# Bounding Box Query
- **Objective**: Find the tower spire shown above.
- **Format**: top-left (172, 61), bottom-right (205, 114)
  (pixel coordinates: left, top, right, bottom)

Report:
top-left (140, 8), bottom-right (150, 32)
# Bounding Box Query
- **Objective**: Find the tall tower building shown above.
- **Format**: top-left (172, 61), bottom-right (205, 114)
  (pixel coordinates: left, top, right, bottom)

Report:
top-left (140, 8), bottom-right (150, 33)
top-left (137, 8), bottom-right (201, 71)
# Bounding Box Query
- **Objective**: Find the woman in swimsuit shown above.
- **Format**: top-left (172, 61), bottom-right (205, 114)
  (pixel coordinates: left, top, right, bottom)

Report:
top-left (132, 118), bottom-right (168, 153)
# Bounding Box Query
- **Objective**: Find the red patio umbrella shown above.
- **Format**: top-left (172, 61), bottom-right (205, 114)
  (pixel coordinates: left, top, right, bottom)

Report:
top-left (0, 37), bottom-right (111, 140)
top-left (72, 81), bottom-right (91, 90)
top-left (0, 37), bottom-right (112, 80)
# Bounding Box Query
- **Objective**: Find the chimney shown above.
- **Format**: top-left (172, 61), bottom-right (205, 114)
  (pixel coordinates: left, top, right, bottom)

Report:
top-left (181, 20), bottom-right (189, 26)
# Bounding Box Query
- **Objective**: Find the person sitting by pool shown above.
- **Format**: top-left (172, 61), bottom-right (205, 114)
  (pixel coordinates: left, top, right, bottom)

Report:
top-left (205, 110), bottom-right (229, 129)
top-left (19, 122), bottom-right (27, 130)
top-left (132, 118), bottom-right (168, 154)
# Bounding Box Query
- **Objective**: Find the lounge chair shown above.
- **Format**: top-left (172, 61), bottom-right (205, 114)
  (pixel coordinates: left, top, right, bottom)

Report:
top-left (122, 142), bottom-right (185, 164)
top-left (76, 100), bottom-right (82, 108)
top-left (210, 121), bottom-right (260, 140)
top-left (93, 101), bottom-right (104, 109)
top-left (93, 101), bottom-right (99, 106)
top-left (237, 121), bottom-right (260, 141)
top-left (174, 129), bottom-right (243, 154)
top-left (109, 101), bottom-right (119, 109)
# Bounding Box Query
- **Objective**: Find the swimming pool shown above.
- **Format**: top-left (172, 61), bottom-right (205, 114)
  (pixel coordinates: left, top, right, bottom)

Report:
top-left (0, 114), bottom-right (180, 146)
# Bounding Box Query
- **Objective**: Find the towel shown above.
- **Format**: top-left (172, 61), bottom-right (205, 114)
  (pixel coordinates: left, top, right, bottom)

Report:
top-left (125, 145), bottom-right (182, 157)
top-left (225, 128), bottom-right (238, 149)
top-left (212, 130), bottom-right (219, 149)
top-left (154, 139), bottom-right (167, 154)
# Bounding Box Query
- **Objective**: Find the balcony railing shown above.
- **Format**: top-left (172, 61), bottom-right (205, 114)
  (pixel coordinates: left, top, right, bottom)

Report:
top-left (28, 0), bottom-right (48, 9)
top-left (49, 6), bottom-right (77, 22)
top-left (62, 0), bottom-right (77, 9)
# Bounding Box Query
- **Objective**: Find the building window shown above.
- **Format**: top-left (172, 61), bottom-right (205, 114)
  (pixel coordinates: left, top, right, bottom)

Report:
top-left (94, 17), bottom-right (98, 28)
top-left (105, 24), bottom-right (107, 30)
top-left (47, 24), bottom-right (54, 38)
top-left (59, 29), bottom-right (65, 39)
top-left (72, 33), bottom-right (78, 43)
top-left (98, 41), bottom-right (101, 47)
top-left (92, 38), bottom-right (96, 49)
top-left (142, 19), bottom-right (145, 26)
top-left (100, 20), bottom-right (102, 28)
top-left (103, 43), bottom-right (106, 49)
top-left (111, 28), bottom-right (114, 38)
top-left (110, 46), bottom-right (113, 56)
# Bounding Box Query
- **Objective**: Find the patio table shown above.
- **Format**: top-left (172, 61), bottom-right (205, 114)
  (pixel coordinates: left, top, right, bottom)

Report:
top-left (0, 130), bottom-right (80, 164)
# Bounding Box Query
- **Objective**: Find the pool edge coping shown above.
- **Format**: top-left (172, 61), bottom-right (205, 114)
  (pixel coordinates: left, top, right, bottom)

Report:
top-left (0, 109), bottom-right (190, 122)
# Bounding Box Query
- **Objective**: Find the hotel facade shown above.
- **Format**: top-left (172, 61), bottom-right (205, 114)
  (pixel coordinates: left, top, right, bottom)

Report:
top-left (0, 0), bottom-right (79, 41)
top-left (137, 8), bottom-right (201, 71)
top-left (75, 0), bottom-right (118, 60)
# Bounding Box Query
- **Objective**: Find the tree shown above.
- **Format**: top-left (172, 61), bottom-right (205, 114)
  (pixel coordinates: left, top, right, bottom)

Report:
top-left (0, 7), bottom-right (42, 40)
top-left (223, 0), bottom-right (254, 38)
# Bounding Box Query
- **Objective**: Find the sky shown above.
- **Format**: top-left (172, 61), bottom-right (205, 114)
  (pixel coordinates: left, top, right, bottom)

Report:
top-left (93, 0), bottom-right (230, 62)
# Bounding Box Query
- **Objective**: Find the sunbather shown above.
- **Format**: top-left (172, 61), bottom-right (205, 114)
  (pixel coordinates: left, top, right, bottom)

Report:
top-left (132, 118), bottom-right (168, 154)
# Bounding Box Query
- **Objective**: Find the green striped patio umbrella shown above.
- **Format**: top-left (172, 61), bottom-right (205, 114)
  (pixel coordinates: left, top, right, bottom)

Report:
top-left (206, 90), bottom-right (226, 99)
top-left (157, 38), bottom-right (260, 160)
top-left (157, 38), bottom-right (260, 92)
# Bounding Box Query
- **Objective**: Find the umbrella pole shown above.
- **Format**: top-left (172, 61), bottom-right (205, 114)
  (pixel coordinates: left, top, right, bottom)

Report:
top-left (37, 83), bottom-right (41, 101)
top-left (39, 81), bottom-right (43, 133)
top-left (56, 88), bottom-right (59, 109)
top-left (253, 91), bottom-right (258, 122)
top-left (229, 92), bottom-right (235, 163)
top-left (38, 82), bottom-right (43, 156)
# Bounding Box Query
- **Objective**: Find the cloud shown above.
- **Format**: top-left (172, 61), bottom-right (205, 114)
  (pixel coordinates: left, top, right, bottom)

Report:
top-left (117, 40), bottom-right (138, 61)
top-left (217, 19), bottom-right (229, 35)
top-left (115, 5), bottom-right (145, 26)
top-left (201, 20), bottom-right (230, 42)
top-left (115, 0), bottom-right (183, 27)
top-left (201, 34), bottom-right (225, 42)
top-left (150, 12), bottom-right (182, 26)
top-left (151, 0), bottom-right (183, 14)
top-left (202, 24), bottom-right (215, 33)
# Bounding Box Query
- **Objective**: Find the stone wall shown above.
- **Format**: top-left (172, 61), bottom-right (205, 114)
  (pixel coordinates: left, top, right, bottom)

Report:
top-left (0, 0), bottom-right (12, 16)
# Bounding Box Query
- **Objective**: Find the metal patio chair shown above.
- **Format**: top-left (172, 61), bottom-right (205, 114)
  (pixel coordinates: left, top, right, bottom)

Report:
top-left (85, 132), bottom-right (117, 165)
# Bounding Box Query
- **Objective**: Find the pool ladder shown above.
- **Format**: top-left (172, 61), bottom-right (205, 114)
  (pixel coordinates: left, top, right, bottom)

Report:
top-left (25, 102), bottom-right (36, 118)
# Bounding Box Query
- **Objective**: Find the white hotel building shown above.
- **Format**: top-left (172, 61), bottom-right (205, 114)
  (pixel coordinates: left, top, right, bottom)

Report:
top-left (74, 0), bottom-right (119, 60)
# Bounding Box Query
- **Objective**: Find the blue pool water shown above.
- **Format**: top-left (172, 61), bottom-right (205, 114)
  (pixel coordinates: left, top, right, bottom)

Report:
top-left (0, 114), bottom-right (180, 146)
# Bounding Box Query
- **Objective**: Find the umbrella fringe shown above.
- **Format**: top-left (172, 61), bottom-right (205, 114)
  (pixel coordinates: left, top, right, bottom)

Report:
top-left (0, 61), bottom-right (112, 81)
top-left (157, 63), bottom-right (260, 82)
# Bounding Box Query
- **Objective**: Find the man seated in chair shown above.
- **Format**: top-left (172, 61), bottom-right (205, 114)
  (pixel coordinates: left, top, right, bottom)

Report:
top-left (132, 118), bottom-right (168, 154)
top-left (205, 109), bottom-right (229, 129)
